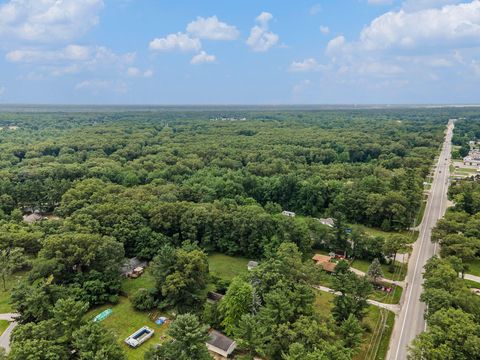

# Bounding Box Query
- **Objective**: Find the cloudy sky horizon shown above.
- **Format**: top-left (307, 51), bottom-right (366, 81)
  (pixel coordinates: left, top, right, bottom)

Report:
top-left (0, 0), bottom-right (480, 105)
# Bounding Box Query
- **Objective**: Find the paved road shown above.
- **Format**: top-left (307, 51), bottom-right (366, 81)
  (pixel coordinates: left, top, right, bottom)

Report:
top-left (350, 267), bottom-right (405, 287)
top-left (0, 313), bottom-right (19, 353)
top-left (387, 120), bottom-right (454, 360)
top-left (465, 273), bottom-right (480, 284)
top-left (0, 322), bottom-right (17, 352)
top-left (0, 313), bottom-right (18, 353)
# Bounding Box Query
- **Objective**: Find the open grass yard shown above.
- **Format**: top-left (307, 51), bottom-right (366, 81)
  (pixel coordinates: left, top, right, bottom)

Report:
top-left (315, 291), bottom-right (395, 360)
top-left (355, 225), bottom-right (417, 242)
top-left (466, 258), bottom-right (480, 277)
top-left (314, 289), bottom-right (335, 316)
top-left (86, 297), bottom-right (170, 360)
top-left (351, 259), bottom-right (407, 282)
top-left (464, 279), bottom-right (480, 289)
top-left (121, 268), bottom-right (156, 296)
top-left (369, 284), bottom-right (403, 305)
top-left (354, 307), bottom-right (395, 360)
top-left (0, 320), bottom-right (9, 335)
top-left (0, 271), bottom-right (27, 313)
top-left (208, 253), bottom-right (249, 281)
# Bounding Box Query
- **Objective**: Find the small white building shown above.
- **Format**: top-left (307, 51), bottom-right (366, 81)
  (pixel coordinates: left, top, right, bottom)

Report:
top-left (23, 211), bottom-right (45, 224)
top-left (206, 330), bottom-right (237, 358)
top-left (282, 210), bottom-right (296, 217)
top-left (247, 261), bottom-right (259, 271)
top-left (318, 217), bottom-right (335, 227)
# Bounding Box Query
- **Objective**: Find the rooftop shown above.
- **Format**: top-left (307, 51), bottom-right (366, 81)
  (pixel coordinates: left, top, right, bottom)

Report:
top-left (207, 329), bottom-right (236, 352)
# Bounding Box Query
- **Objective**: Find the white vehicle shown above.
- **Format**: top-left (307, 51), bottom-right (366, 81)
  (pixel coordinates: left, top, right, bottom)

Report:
top-left (125, 326), bottom-right (154, 348)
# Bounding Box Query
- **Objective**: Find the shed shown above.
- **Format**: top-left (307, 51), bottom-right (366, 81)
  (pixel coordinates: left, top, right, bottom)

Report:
top-left (23, 211), bottom-right (45, 224)
top-left (121, 257), bottom-right (147, 276)
top-left (207, 291), bottom-right (224, 304)
top-left (247, 261), bottom-right (259, 271)
top-left (318, 218), bottom-right (335, 227)
top-left (206, 329), bottom-right (237, 358)
top-left (281, 211), bottom-right (296, 217)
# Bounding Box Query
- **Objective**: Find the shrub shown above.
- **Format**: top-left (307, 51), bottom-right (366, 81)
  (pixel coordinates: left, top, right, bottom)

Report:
top-left (131, 288), bottom-right (158, 311)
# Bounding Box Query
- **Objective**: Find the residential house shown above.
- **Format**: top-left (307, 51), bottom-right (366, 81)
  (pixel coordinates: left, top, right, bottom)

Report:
top-left (206, 329), bottom-right (237, 358)
top-left (312, 254), bottom-right (337, 273)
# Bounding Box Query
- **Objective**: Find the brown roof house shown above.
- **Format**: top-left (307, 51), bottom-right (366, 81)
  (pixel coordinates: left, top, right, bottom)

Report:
top-left (206, 329), bottom-right (237, 358)
top-left (312, 254), bottom-right (337, 273)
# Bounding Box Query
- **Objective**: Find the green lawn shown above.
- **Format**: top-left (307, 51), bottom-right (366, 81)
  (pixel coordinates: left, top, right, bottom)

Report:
top-left (314, 290), bottom-right (395, 360)
top-left (208, 253), bottom-right (250, 281)
top-left (466, 258), bottom-right (480, 277)
top-left (0, 320), bottom-right (9, 335)
top-left (351, 259), bottom-right (407, 282)
top-left (355, 307), bottom-right (395, 360)
top-left (464, 279), bottom-right (480, 289)
top-left (355, 225), bottom-right (417, 242)
top-left (86, 297), bottom-right (169, 360)
top-left (370, 285), bottom-right (402, 305)
top-left (121, 268), bottom-right (156, 296)
top-left (0, 271), bottom-right (27, 313)
top-left (314, 289), bottom-right (335, 316)
top-left (415, 200), bottom-right (427, 226)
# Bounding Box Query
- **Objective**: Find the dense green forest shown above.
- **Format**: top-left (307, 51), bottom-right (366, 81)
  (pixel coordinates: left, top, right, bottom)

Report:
top-left (0, 107), bottom-right (471, 359)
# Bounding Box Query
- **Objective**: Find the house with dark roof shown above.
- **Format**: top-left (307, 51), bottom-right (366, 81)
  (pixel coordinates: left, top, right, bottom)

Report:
top-left (206, 329), bottom-right (237, 358)
top-left (207, 291), bottom-right (224, 304)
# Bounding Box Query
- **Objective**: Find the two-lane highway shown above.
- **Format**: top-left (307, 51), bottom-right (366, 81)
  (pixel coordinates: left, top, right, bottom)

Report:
top-left (387, 120), bottom-right (454, 360)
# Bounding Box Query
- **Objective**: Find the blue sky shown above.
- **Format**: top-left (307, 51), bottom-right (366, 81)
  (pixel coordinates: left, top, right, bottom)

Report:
top-left (0, 0), bottom-right (479, 104)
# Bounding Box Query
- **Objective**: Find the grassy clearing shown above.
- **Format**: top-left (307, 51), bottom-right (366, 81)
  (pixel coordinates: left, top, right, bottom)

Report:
top-left (351, 259), bottom-right (407, 282)
top-left (355, 307), bottom-right (395, 360)
top-left (464, 279), bottom-right (480, 289)
top-left (355, 225), bottom-right (416, 241)
top-left (86, 297), bottom-right (169, 360)
top-left (0, 320), bottom-right (9, 335)
top-left (0, 271), bottom-right (27, 313)
top-left (466, 259), bottom-right (480, 277)
top-left (369, 285), bottom-right (402, 305)
top-left (208, 253), bottom-right (249, 281)
top-left (121, 268), bottom-right (156, 295)
top-left (314, 289), bottom-right (335, 316)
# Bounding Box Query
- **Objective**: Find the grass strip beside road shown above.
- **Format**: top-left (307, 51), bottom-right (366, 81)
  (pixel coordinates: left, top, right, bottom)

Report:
top-left (0, 320), bottom-right (9, 336)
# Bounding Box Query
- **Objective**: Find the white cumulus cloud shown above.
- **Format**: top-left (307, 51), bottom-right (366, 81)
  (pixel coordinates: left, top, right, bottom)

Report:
top-left (289, 58), bottom-right (326, 72)
top-left (0, 0), bottom-right (104, 43)
top-left (360, 1), bottom-right (480, 50)
top-left (6, 44), bottom-right (91, 63)
top-left (247, 12), bottom-right (279, 52)
top-left (402, 0), bottom-right (465, 12)
top-left (186, 16), bottom-right (239, 40)
top-left (190, 51), bottom-right (216, 64)
top-left (326, 36), bottom-right (347, 56)
top-left (127, 67), bottom-right (154, 77)
top-left (149, 32), bottom-right (201, 52)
